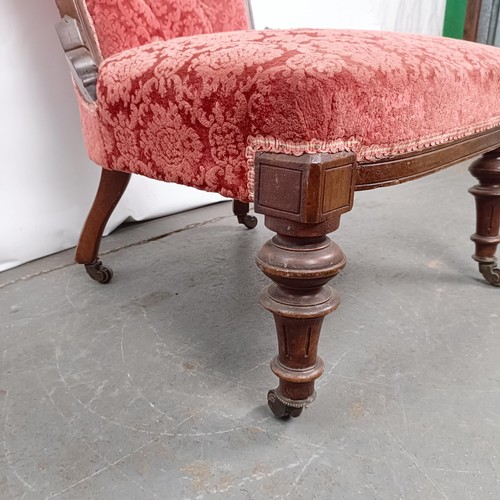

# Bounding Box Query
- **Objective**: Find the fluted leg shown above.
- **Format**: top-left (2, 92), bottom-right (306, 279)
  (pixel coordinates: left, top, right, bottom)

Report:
top-left (256, 232), bottom-right (345, 417)
top-left (254, 151), bottom-right (356, 417)
top-left (469, 149), bottom-right (500, 286)
top-left (76, 169), bottom-right (131, 283)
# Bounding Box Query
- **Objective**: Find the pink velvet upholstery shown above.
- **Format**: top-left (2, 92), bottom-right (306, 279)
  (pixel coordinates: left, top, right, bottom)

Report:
top-left (84, 0), bottom-right (249, 58)
top-left (78, 28), bottom-right (500, 201)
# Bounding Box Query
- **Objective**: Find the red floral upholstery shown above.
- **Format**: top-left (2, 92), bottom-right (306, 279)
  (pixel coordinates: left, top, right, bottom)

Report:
top-left (78, 28), bottom-right (500, 201)
top-left (84, 0), bottom-right (249, 58)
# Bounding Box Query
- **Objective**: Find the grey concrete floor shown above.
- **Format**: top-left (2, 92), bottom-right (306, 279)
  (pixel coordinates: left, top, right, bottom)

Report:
top-left (1, 161), bottom-right (500, 500)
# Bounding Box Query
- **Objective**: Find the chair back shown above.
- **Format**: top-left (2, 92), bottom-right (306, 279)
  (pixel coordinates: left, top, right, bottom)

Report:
top-left (57, 0), bottom-right (250, 60)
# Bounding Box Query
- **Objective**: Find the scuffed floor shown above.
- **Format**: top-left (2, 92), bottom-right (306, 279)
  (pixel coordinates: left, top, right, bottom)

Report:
top-left (1, 162), bottom-right (500, 499)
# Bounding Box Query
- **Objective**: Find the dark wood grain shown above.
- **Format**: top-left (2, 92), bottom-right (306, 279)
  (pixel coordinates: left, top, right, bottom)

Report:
top-left (75, 169), bottom-right (130, 282)
top-left (356, 127), bottom-right (500, 190)
top-left (255, 152), bottom-right (356, 224)
top-left (469, 148), bottom-right (500, 285)
top-left (464, 0), bottom-right (482, 41)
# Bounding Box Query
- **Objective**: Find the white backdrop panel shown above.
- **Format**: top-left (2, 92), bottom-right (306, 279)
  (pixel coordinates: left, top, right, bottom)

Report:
top-left (251, 0), bottom-right (446, 34)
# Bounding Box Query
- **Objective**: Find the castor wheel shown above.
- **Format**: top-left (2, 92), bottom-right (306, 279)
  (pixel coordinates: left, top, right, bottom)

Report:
top-left (84, 259), bottom-right (114, 284)
top-left (267, 390), bottom-right (304, 418)
top-left (479, 262), bottom-right (500, 286)
top-left (237, 214), bottom-right (258, 230)
top-left (233, 200), bottom-right (258, 229)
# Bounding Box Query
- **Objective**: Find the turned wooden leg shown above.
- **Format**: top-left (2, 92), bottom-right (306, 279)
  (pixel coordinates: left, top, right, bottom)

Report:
top-left (254, 152), bottom-right (356, 417)
top-left (469, 149), bottom-right (500, 287)
top-left (233, 200), bottom-right (258, 229)
top-left (256, 231), bottom-right (345, 417)
top-left (76, 169), bottom-right (131, 283)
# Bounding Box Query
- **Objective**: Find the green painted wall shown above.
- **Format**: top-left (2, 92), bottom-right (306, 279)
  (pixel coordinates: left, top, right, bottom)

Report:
top-left (443, 0), bottom-right (468, 38)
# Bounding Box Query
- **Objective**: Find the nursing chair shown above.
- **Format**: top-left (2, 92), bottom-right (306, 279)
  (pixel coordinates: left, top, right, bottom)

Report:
top-left (54, 0), bottom-right (500, 418)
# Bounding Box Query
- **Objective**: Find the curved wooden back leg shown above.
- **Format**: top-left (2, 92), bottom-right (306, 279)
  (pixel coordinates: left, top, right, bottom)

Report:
top-left (469, 148), bottom-right (500, 286)
top-left (75, 169), bottom-right (131, 283)
top-left (254, 152), bottom-right (356, 417)
top-left (233, 200), bottom-right (257, 229)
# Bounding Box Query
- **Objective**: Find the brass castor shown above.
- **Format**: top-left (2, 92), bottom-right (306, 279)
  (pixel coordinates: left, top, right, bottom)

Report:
top-left (237, 214), bottom-right (258, 230)
top-left (479, 261), bottom-right (500, 286)
top-left (84, 259), bottom-right (113, 284)
top-left (267, 390), bottom-right (304, 418)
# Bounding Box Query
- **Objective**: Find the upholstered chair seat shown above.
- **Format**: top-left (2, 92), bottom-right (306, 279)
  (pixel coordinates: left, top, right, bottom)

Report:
top-left (55, 0), bottom-right (500, 419)
top-left (82, 29), bottom-right (500, 201)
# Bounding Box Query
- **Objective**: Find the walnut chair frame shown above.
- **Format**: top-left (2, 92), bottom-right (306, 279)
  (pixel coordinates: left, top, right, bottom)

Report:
top-left (55, 0), bottom-right (500, 419)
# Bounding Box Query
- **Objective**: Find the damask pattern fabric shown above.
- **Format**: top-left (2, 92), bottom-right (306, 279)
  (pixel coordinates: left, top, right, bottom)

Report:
top-left (84, 0), bottom-right (249, 58)
top-left (79, 29), bottom-right (500, 201)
